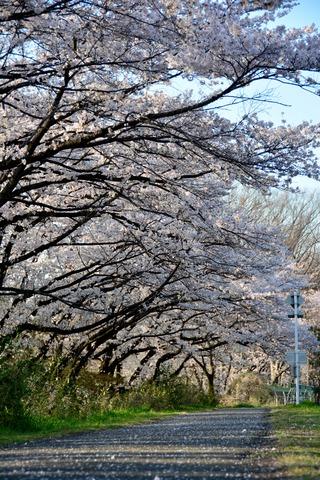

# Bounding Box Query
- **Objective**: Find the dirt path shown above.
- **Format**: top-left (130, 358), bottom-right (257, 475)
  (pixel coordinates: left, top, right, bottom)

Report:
top-left (0, 408), bottom-right (286, 479)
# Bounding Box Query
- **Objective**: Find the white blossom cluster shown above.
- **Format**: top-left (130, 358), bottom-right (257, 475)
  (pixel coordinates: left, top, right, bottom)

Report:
top-left (0, 0), bottom-right (319, 381)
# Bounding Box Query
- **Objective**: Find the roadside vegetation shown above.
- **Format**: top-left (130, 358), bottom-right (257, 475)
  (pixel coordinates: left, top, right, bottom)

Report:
top-left (0, 408), bottom-right (176, 445)
top-left (3, 353), bottom-right (320, 480)
top-left (0, 359), bottom-right (214, 445)
top-left (271, 403), bottom-right (320, 480)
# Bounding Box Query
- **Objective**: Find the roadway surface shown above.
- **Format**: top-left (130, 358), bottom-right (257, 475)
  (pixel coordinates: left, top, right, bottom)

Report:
top-left (0, 408), bottom-right (287, 479)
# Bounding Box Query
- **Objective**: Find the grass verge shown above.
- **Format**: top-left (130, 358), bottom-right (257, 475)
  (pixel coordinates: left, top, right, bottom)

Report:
top-left (0, 408), bottom-right (176, 445)
top-left (271, 403), bottom-right (320, 479)
top-left (0, 405), bottom-right (213, 446)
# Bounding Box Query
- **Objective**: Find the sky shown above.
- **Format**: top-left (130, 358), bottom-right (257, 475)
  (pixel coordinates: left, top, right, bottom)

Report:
top-left (255, 0), bottom-right (320, 191)
top-left (264, 0), bottom-right (320, 126)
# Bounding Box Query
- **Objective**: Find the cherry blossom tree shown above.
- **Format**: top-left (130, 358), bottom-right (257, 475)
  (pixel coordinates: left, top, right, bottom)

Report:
top-left (1, 0), bottom-right (320, 380)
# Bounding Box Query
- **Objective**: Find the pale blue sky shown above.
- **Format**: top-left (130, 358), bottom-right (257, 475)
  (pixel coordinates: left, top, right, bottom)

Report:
top-left (283, 0), bottom-right (320, 28)
top-left (273, 1), bottom-right (320, 190)
top-left (265, 0), bottom-right (320, 126)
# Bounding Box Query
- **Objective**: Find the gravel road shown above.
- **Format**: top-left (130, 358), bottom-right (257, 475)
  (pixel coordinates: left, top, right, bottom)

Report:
top-left (0, 408), bottom-right (286, 480)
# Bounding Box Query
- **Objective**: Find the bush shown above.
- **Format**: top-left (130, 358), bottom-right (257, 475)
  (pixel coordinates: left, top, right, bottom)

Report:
top-left (0, 356), bottom-right (214, 432)
top-left (111, 375), bottom-right (214, 410)
top-left (22, 365), bottom-right (112, 419)
top-left (0, 360), bottom-right (34, 429)
top-left (223, 372), bottom-right (272, 406)
top-left (0, 358), bottom-right (72, 428)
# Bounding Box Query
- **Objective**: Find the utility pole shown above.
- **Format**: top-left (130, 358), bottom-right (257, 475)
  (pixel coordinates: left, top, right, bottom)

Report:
top-left (293, 291), bottom-right (300, 405)
top-left (287, 291), bottom-right (304, 405)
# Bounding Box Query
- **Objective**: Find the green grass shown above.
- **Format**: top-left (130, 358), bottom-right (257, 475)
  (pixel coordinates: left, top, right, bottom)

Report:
top-left (271, 403), bottom-right (320, 479)
top-left (0, 407), bottom-right (177, 445)
top-left (0, 404), bottom-right (214, 446)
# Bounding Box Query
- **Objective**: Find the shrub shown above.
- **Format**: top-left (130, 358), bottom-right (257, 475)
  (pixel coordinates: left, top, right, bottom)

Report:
top-left (0, 360), bottom-right (34, 429)
top-left (111, 375), bottom-right (214, 410)
top-left (0, 356), bottom-right (214, 432)
top-left (223, 372), bottom-right (272, 406)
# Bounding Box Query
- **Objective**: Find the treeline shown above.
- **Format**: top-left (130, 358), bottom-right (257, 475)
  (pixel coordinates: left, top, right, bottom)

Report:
top-left (1, 0), bottom-right (320, 416)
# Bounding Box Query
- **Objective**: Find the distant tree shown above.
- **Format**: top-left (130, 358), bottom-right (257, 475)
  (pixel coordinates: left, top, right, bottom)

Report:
top-left (230, 189), bottom-right (320, 390)
top-left (232, 190), bottom-right (320, 282)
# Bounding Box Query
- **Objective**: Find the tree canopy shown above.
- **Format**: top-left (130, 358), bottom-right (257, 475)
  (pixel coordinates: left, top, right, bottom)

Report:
top-left (1, 0), bottom-right (320, 382)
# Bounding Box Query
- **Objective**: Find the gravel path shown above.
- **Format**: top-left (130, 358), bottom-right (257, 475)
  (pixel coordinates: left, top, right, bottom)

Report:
top-left (0, 408), bottom-right (286, 480)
